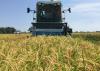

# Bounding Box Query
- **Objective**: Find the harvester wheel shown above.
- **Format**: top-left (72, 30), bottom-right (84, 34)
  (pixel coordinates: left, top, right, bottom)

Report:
top-left (68, 28), bottom-right (72, 36)
top-left (63, 24), bottom-right (67, 36)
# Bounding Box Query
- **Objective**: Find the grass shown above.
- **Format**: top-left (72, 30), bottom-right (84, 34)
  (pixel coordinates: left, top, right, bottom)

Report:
top-left (0, 33), bottom-right (100, 71)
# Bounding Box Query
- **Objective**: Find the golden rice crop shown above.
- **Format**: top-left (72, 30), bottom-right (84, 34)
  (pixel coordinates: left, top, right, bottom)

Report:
top-left (0, 33), bottom-right (100, 71)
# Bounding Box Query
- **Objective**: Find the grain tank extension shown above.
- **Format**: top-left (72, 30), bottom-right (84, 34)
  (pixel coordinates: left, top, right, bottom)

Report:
top-left (27, 0), bottom-right (72, 35)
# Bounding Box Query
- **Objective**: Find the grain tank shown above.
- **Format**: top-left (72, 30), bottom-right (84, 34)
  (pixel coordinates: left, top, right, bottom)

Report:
top-left (27, 0), bottom-right (72, 35)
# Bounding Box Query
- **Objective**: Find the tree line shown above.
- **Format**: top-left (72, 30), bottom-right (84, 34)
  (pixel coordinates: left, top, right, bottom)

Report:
top-left (0, 27), bottom-right (16, 34)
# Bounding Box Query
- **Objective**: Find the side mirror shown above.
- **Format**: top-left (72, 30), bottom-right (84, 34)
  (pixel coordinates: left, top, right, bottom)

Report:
top-left (68, 8), bottom-right (71, 13)
top-left (27, 8), bottom-right (30, 13)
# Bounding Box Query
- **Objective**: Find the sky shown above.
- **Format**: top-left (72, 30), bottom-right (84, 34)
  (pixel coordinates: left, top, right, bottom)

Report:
top-left (0, 0), bottom-right (100, 32)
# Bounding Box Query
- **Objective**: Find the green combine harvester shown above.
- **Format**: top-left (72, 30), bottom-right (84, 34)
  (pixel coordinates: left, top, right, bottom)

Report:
top-left (27, 0), bottom-right (72, 35)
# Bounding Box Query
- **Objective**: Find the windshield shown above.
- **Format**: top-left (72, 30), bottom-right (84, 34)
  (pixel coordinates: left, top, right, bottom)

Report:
top-left (40, 6), bottom-right (53, 19)
top-left (37, 3), bottom-right (62, 22)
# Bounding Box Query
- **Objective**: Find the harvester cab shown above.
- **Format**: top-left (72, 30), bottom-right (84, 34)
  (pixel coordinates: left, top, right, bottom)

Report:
top-left (27, 0), bottom-right (72, 35)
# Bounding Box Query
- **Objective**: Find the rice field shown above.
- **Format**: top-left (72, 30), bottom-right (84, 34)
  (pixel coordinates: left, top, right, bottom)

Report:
top-left (0, 33), bottom-right (100, 71)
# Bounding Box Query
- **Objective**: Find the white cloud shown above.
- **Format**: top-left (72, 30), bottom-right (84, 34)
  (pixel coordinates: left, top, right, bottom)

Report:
top-left (63, 2), bottom-right (100, 31)
top-left (72, 3), bottom-right (100, 13)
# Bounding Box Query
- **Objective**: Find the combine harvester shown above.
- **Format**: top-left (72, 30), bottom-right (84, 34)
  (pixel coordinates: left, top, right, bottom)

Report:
top-left (27, 0), bottom-right (72, 35)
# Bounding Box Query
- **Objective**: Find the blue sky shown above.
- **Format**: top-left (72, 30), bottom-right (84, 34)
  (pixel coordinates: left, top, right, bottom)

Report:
top-left (0, 0), bottom-right (100, 32)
